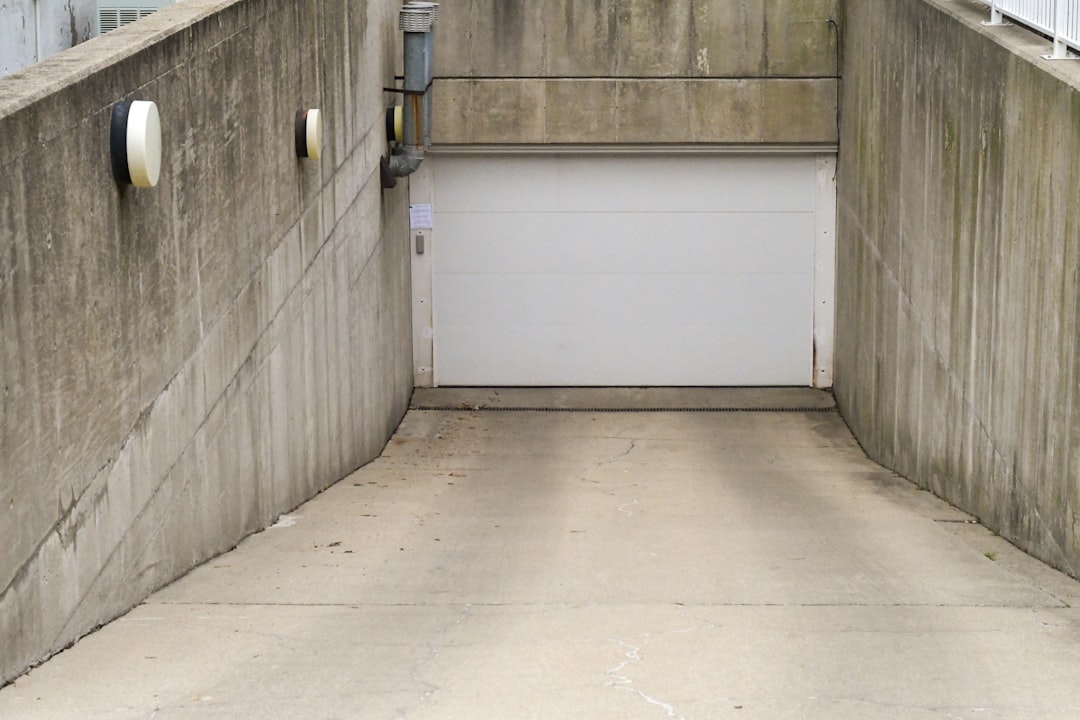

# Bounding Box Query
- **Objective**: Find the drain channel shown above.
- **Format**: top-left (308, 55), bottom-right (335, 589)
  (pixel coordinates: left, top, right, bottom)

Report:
top-left (409, 405), bottom-right (838, 413)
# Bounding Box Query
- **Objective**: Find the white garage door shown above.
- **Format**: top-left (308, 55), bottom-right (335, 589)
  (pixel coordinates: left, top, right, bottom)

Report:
top-left (413, 153), bottom-right (834, 387)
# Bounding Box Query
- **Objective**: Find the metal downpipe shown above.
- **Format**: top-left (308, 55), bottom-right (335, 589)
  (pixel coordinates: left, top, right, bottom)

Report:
top-left (388, 5), bottom-right (435, 179)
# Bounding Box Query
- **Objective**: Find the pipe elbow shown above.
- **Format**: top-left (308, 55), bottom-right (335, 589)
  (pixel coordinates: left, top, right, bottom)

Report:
top-left (388, 148), bottom-right (424, 178)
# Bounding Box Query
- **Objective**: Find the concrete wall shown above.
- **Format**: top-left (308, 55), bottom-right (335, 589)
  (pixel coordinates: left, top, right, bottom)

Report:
top-left (431, 0), bottom-right (840, 145)
top-left (836, 0), bottom-right (1080, 578)
top-left (0, 0), bottom-right (412, 684)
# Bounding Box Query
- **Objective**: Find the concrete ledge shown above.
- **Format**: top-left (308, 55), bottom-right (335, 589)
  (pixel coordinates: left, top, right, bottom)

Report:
top-left (433, 78), bottom-right (838, 145)
top-left (411, 388), bottom-right (837, 412)
top-left (0, 0), bottom-right (241, 139)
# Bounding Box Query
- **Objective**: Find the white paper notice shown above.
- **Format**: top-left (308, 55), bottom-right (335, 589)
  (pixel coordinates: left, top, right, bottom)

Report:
top-left (409, 204), bottom-right (434, 229)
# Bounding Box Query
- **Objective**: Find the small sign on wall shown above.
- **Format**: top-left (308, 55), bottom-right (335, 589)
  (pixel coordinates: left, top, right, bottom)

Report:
top-left (409, 203), bottom-right (434, 229)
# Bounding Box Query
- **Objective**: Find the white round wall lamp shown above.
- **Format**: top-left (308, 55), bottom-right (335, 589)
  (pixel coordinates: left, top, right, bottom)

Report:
top-left (110, 100), bottom-right (162, 188)
top-left (295, 109), bottom-right (323, 160)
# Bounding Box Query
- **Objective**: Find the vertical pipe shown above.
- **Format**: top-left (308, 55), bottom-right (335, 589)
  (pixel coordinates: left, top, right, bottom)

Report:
top-left (404, 2), bottom-right (438, 148)
top-left (402, 28), bottom-right (426, 149)
top-left (389, 4), bottom-right (434, 178)
top-left (423, 30), bottom-right (434, 148)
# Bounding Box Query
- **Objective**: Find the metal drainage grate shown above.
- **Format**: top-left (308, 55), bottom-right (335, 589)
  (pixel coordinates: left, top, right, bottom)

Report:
top-left (409, 405), bottom-right (839, 413)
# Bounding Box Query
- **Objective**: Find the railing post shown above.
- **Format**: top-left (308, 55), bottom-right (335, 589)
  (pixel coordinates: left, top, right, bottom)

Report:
top-left (982, 0), bottom-right (1006, 27)
top-left (1044, 0), bottom-right (1073, 58)
top-left (983, 0), bottom-right (1079, 57)
top-left (1054, 0), bottom-right (1068, 58)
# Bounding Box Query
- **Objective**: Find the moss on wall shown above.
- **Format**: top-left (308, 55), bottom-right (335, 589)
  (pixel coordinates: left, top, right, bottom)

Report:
top-left (836, 0), bottom-right (1080, 578)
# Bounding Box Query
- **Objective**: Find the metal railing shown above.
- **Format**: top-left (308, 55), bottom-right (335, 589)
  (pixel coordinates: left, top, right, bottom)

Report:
top-left (982, 0), bottom-right (1080, 58)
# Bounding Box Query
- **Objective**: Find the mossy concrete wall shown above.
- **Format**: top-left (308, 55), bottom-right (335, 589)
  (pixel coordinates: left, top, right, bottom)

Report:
top-left (836, 0), bottom-right (1080, 577)
top-left (0, 0), bottom-right (412, 684)
top-left (431, 0), bottom-right (840, 145)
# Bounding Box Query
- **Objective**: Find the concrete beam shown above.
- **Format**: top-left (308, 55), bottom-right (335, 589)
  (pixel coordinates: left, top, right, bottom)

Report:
top-left (432, 77), bottom-right (838, 145)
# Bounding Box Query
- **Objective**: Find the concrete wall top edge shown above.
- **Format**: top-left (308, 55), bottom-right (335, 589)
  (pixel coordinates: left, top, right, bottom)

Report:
top-left (929, 0), bottom-right (1080, 88)
top-left (0, 0), bottom-right (244, 119)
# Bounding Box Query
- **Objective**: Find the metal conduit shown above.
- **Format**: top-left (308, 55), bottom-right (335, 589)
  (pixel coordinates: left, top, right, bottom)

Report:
top-left (387, 3), bottom-right (438, 179)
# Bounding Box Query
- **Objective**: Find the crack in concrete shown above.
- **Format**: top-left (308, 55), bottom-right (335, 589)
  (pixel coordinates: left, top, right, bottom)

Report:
top-left (577, 439), bottom-right (638, 485)
top-left (605, 639), bottom-right (688, 720)
top-left (611, 440), bottom-right (638, 462)
top-left (405, 603), bottom-right (472, 713)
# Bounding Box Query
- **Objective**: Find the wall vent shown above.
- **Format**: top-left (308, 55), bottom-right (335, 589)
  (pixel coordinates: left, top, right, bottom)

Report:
top-left (96, 1), bottom-right (173, 35)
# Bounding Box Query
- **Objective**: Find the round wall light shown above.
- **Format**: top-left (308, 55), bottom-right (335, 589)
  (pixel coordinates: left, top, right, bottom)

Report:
top-left (295, 109), bottom-right (323, 160)
top-left (110, 100), bottom-right (162, 188)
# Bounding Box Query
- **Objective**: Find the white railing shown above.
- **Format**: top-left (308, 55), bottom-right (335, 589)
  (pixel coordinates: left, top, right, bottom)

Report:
top-left (982, 0), bottom-right (1080, 58)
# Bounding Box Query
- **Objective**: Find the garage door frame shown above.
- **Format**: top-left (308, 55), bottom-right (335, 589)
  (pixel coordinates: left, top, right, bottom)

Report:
top-left (409, 146), bottom-right (836, 389)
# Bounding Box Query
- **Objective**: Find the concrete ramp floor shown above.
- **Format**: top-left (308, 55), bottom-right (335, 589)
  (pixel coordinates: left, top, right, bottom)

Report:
top-left (2, 389), bottom-right (1079, 719)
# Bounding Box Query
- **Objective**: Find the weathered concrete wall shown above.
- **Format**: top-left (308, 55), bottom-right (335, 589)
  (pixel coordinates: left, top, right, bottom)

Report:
top-left (431, 0), bottom-right (840, 145)
top-left (836, 0), bottom-right (1080, 577)
top-left (0, 0), bottom-right (412, 684)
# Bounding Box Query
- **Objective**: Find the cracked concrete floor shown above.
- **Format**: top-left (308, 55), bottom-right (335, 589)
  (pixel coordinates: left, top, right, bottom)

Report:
top-left (2, 389), bottom-right (1080, 719)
